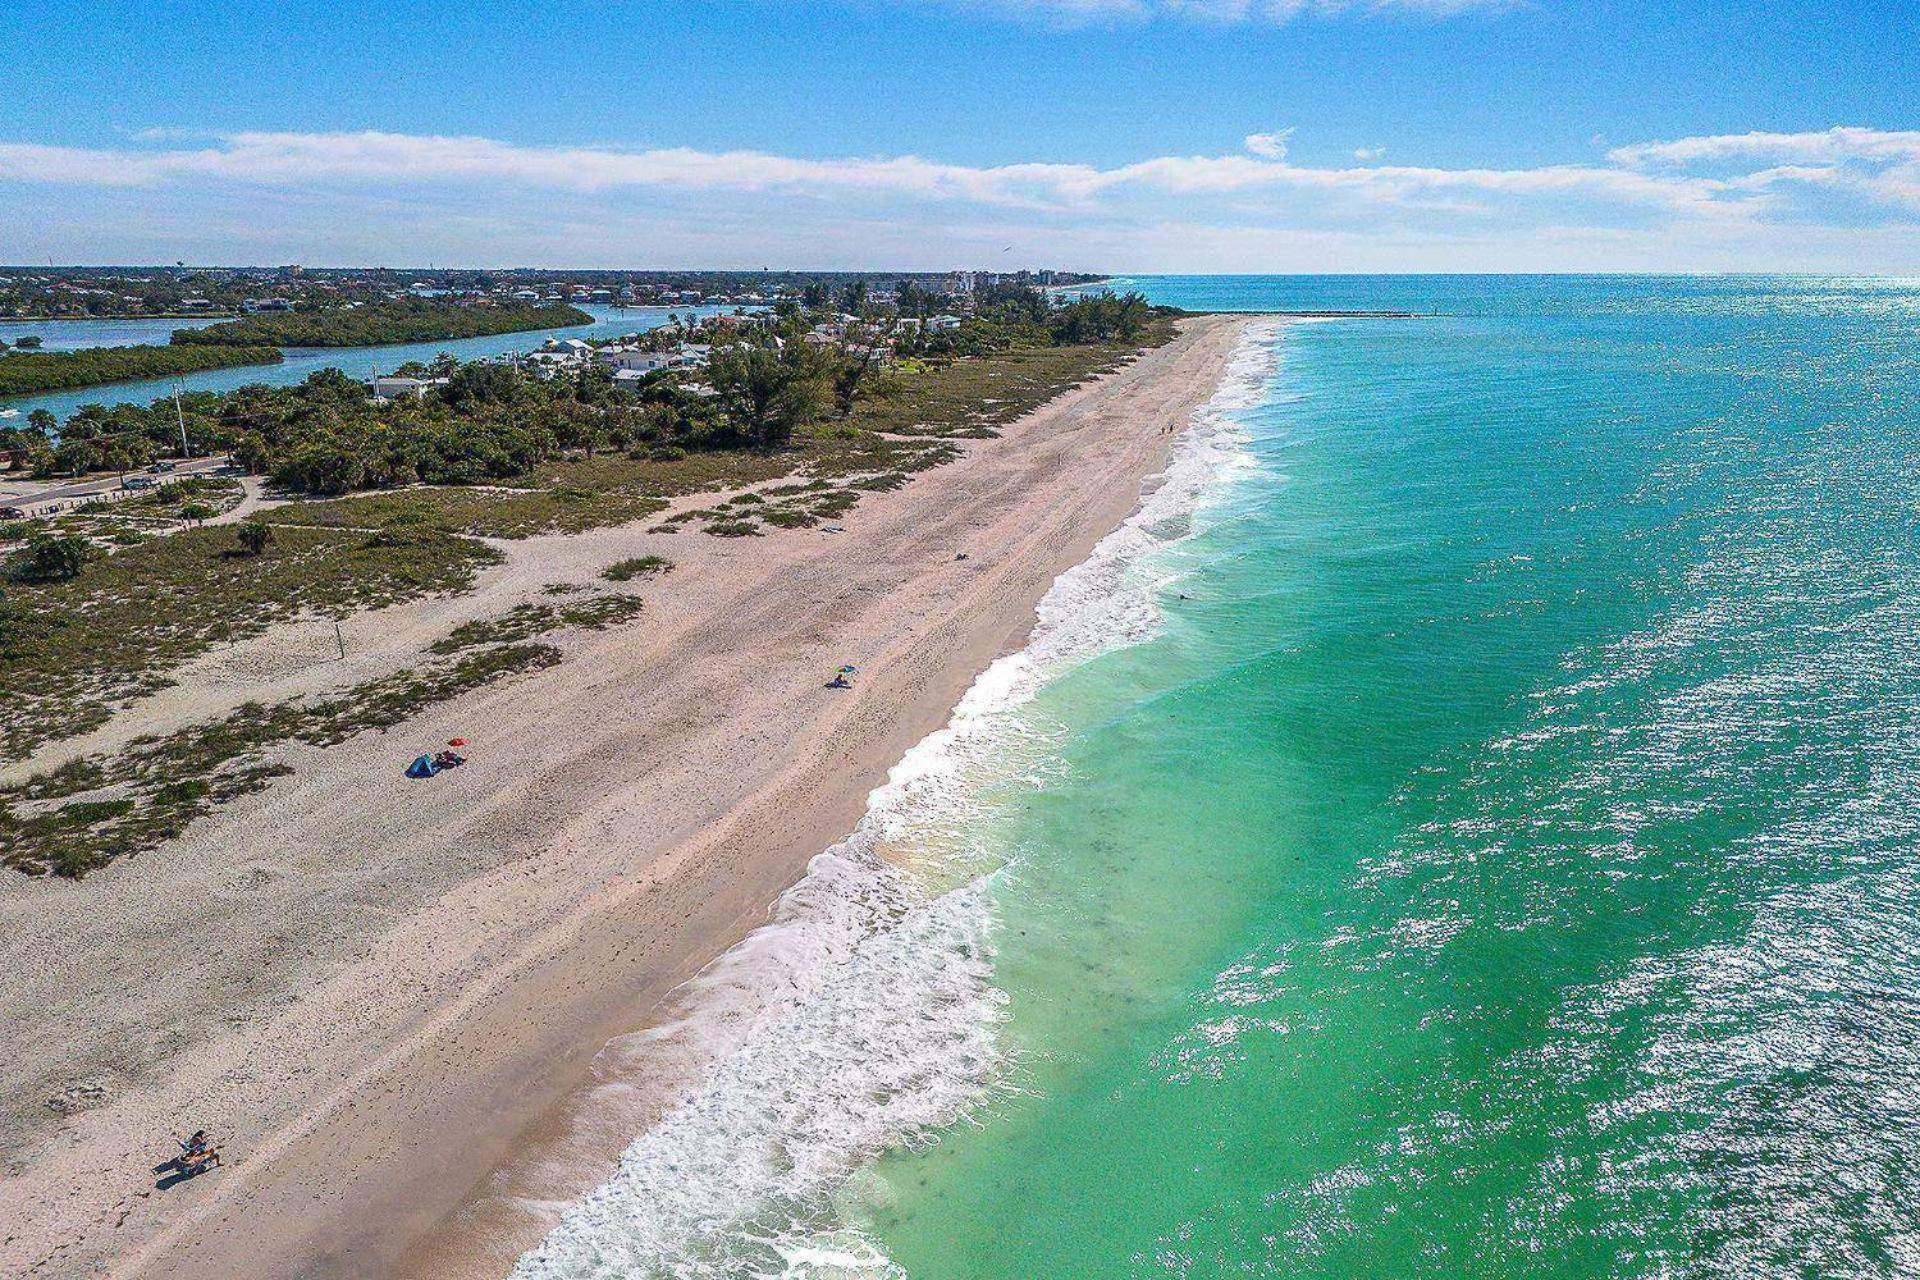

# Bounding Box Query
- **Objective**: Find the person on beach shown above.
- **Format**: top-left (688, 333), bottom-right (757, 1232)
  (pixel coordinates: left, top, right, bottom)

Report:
top-left (167, 1130), bottom-right (222, 1177)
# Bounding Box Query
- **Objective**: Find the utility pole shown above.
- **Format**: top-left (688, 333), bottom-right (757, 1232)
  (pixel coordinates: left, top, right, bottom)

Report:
top-left (172, 378), bottom-right (190, 459)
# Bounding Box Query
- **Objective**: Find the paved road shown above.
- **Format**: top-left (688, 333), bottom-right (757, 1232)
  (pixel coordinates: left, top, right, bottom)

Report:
top-left (2, 456), bottom-right (233, 512)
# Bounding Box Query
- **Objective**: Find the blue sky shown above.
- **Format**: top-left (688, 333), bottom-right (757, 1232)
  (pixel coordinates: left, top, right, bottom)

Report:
top-left (2, 0), bottom-right (1917, 271)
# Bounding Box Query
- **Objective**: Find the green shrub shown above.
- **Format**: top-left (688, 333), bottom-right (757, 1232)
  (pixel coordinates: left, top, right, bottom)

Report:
top-left (235, 520), bottom-right (275, 556)
top-left (7, 533), bottom-right (93, 582)
top-left (603, 555), bottom-right (672, 581)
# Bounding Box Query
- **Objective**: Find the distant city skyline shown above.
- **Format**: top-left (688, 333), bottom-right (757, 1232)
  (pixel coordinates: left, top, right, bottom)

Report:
top-left (3, 0), bottom-right (1916, 272)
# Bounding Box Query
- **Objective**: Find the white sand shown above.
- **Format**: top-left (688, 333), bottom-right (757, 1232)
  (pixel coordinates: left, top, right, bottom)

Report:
top-left (0, 315), bottom-right (1247, 1279)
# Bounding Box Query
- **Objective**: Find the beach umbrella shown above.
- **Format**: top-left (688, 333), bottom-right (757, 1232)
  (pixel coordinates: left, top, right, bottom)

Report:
top-left (838, 665), bottom-right (858, 674)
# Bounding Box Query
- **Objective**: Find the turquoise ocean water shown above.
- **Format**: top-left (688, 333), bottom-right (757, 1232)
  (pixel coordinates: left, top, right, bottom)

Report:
top-left (514, 276), bottom-right (1920, 1280)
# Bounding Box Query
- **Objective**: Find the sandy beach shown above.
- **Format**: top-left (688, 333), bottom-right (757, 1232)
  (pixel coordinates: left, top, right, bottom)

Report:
top-left (0, 313), bottom-right (1247, 1280)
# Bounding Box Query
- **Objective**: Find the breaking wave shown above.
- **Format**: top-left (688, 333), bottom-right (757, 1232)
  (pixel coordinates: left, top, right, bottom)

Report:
top-left (510, 321), bottom-right (1282, 1280)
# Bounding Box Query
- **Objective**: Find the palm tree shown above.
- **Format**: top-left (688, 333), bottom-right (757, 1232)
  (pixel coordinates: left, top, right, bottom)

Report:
top-left (235, 520), bottom-right (275, 556)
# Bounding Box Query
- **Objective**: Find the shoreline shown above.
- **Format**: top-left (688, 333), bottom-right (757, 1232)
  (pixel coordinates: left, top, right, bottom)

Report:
top-left (506, 314), bottom-right (1279, 1279)
top-left (0, 314), bottom-right (1250, 1280)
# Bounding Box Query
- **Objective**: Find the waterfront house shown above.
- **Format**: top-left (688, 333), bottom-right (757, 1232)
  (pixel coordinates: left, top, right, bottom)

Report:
top-left (596, 348), bottom-right (673, 373)
top-left (365, 375), bottom-right (445, 401)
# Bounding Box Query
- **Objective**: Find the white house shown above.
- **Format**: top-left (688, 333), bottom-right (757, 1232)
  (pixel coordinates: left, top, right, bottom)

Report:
top-left (596, 348), bottom-right (673, 373)
top-left (365, 375), bottom-right (445, 401)
top-left (522, 351), bottom-right (576, 379)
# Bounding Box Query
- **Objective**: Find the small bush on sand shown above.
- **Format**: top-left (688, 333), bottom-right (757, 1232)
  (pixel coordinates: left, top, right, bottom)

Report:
top-left (603, 555), bottom-right (672, 581)
top-left (8, 533), bottom-right (93, 583)
top-left (235, 520), bottom-right (275, 556)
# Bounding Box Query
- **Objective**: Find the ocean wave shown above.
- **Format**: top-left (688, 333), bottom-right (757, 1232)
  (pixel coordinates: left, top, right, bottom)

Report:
top-left (510, 320), bottom-right (1283, 1280)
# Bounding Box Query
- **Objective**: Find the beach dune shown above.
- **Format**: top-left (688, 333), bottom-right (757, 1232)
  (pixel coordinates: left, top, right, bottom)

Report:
top-left (0, 314), bottom-right (1247, 1280)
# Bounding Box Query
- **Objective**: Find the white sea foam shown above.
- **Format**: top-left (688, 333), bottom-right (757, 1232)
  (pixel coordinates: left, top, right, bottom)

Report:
top-left (510, 321), bottom-right (1283, 1280)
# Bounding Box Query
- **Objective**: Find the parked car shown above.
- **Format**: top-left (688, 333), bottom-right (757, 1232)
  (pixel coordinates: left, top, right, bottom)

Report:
top-left (148, 461), bottom-right (177, 474)
top-left (123, 476), bottom-right (157, 491)
top-left (0, 506), bottom-right (26, 520)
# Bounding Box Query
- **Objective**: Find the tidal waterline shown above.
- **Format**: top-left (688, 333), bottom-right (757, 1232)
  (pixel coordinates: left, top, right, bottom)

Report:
top-left (865, 277), bottom-right (1920, 1278)
top-left (514, 277), bottom-right (1920, 1279)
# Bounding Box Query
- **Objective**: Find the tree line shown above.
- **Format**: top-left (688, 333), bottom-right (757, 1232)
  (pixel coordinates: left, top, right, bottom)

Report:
top-left (170, 301), bottom-right (595, 348)
top-left (0, 289), bottom-right (1172, 494)
top-left (0, 343), bottom-right (282, 397)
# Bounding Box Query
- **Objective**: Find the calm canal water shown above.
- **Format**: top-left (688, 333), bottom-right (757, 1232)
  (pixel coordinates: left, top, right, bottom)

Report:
top-left (0, 305), bottom-right (733, 423)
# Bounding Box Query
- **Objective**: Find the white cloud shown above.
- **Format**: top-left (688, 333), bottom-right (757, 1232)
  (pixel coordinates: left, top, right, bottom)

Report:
top-left (1244, 129), bottom-right (1294, 160)
top-left (1, 124), bottom-right (1915, 270)
top-left (1609, 126), bottom-right (1920, 168)
top-left (0, 128), bottom-right (1756, 218)
top-left (1603, 126), bottom-right (1920, 215)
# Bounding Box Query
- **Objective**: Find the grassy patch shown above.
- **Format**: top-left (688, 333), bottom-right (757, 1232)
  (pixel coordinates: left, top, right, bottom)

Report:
top-left (603, 555), bottom-right (672, 581)
top-left (119, 475), bottom-right (245, 520)
top-left (0, 523), bottom-right (501, 760)
top-left (427, 594), bottom-right (643, 655)
top-left (265, 485), bottom-right (669, 540)
top-left (0, 640), bottom-right (562, 877)
top-left (843, 323), bottom-right (1171, 440)
top-left (0, 582), bottom-right (663, 875)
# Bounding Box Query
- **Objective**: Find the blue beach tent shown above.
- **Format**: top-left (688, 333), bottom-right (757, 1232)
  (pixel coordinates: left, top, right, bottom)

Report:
top-left (405, 754), bottom-right (439, 779)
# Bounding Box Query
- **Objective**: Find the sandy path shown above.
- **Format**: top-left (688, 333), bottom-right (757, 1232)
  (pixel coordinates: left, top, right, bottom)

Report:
top-left (0, 315), bottom-right (1246, 1279)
